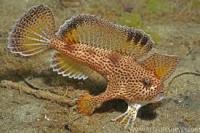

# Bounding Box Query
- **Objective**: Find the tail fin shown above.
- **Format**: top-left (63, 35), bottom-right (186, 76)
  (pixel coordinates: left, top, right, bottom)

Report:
top-left (77, 94), bottom-right (96, 115)
top-left (8, 5), bottom-right (55, 56)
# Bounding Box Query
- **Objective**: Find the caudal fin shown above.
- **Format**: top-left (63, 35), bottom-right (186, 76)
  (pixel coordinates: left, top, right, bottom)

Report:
top-left (8, 5), bottom-right (55, 56)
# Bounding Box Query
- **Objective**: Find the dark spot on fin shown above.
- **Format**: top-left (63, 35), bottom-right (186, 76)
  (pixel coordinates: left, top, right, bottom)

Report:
top-left (127, 29), bottom-right (135, 42)
top-left (141, 35), bottom-right (148, 46)
top-left (145, 39), bottom-right (153, 50)
top-left (58, 14), bottom-right (154, 58)
top-left (134, 31), bottom-right (142, 44)
top-left (62, 15), bottom-right (101, 33)
top-left (60, 16), bottom-right (85, 37)
top-left (67, 21), bottom-right (78, 30)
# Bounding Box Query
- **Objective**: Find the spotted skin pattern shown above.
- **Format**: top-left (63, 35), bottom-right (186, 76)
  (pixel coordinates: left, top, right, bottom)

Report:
top-left (8, 5), bottom-right (179, 129)
top-left (50, 38), bottom-right (162, 109)
top-left (50, 25), bottom-right (176, 128)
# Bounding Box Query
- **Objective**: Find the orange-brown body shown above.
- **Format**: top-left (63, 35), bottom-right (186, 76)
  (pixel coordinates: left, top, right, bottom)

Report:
top-left (8, 5), bottom-right (179, 129)
top-left (50, 38), bottom-right (162, 114)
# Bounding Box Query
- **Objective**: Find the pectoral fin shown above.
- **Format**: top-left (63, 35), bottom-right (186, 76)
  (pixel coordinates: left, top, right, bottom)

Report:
top-left (112, 103), bottom-right (142, 129)
top-left (51, 51), bottom-right (100, 80)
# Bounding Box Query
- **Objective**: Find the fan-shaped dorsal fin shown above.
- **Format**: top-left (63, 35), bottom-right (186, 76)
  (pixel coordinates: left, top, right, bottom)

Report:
top-left (57, 14), bottom-right (154, 59)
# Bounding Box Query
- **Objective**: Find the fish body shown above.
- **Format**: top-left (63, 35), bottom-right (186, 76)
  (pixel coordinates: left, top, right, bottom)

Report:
top-left (51, 38), bottom-right (162, 102)
top-left (8, 5), bottom-right (179, 129)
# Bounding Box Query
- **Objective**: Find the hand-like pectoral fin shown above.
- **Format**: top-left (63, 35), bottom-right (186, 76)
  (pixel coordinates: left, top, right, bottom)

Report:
top-left (112, 103), bottom-right (142, 129)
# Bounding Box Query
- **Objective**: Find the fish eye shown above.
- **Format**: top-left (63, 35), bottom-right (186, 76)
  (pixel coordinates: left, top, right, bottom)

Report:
top-left (141, 78), bottom-right (151, 87)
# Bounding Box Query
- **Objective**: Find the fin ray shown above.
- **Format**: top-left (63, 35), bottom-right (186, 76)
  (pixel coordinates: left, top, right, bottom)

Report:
top-left (51, 52), bottom-right (99, 80)
top-left (8, 5), bottom-right (55, 56)
top-left (57, 14), bottom-right (154, 59)
top-left (141, 53), bottom-right (179, 81)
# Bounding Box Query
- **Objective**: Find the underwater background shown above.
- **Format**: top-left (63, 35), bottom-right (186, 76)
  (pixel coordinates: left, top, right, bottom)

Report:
top-left (0, 0), bottom-right (200, 132)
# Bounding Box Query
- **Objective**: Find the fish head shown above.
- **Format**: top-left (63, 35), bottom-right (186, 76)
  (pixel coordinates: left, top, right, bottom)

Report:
top-left (136, 72), bottom-right (164, 101)
top-left (138, 53), bottom-right (180, 102)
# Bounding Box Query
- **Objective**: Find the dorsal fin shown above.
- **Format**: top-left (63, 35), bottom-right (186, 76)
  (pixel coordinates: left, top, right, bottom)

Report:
top-left (141, 53), bottom-right (179, 81)
top-left (56, 14), bottom-right (154, 59)
top-left (50, 51), bottom-right (100, 80)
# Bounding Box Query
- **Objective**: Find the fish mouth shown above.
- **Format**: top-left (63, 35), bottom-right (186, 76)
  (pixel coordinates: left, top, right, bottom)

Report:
top-left (151, 92), bottom-right (165, 103)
